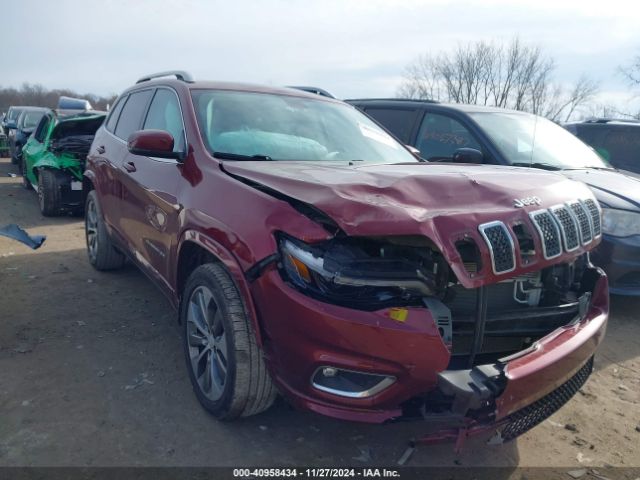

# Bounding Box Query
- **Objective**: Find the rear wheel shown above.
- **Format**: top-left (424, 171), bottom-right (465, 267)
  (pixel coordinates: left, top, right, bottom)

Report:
top-left (85, 190), bottom-right (125, 270)
top-left (21, 158), bottom-right (31, 189)
top-left (181, 263), bottom-right (277, 419)
top-left (38, 169), bottom-right (62, 216)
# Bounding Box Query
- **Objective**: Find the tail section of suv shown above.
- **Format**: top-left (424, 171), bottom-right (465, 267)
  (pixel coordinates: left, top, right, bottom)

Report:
top-left (84, 72), bottom-right (607, 445)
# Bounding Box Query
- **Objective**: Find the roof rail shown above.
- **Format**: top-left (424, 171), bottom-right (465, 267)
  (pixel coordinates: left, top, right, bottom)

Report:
top-left (287, 86), bottom-right (335, 99)
top-left (136, 70), bottom-right (194, 84)
top-left (344, 98), bottom-right (439, 104)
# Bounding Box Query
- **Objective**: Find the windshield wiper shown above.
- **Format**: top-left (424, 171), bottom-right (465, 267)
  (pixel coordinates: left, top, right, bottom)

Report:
top-left (214, 151), bottom-right (274, 161)
top-left (511, 162), bottom-right (561, 171)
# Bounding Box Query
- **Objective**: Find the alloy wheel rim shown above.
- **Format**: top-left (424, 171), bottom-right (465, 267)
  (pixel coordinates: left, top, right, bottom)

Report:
top-left (186, 285), bottom-right (228, 401)
top-left (86, 200), bottom-right (99, 260)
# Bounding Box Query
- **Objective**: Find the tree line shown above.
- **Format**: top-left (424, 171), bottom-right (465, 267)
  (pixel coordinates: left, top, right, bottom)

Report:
top-left (397, 37), bottom-right (639, 121)
top-left (0, 83), bottom-right (117, 114)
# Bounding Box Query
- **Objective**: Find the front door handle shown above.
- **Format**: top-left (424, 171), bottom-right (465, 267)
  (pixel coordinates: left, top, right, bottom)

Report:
top-left (123, 161), bottom-right (136, 173)
top-left (96, 145), bottom-right (106, 154)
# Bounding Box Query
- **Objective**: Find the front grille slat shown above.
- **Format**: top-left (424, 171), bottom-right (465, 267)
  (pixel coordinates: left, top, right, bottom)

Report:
top-left (479, 222), bottom-right (516, 275)
top-left (550, 205), bottom-right (580, 252)
top-left (568, 201), bottom-right (593, 245)
top-left (583, 199), bottom-right (602, 237)
top-left (529, 210), bottom-right (562, 259)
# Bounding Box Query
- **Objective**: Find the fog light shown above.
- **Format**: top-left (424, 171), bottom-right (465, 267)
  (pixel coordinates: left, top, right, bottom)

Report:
top-left (311, 366), bottom-right (395, 398)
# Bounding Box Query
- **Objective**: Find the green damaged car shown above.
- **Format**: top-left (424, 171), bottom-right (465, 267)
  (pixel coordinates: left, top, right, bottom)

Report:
top-left (22, 111), bottom-right (106, 216)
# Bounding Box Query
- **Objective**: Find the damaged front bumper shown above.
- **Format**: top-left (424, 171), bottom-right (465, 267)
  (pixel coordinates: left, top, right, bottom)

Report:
top-left (250, 263), bottom-right (608, 443)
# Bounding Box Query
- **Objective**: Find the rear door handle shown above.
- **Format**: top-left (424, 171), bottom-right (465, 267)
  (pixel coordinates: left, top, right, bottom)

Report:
top-left (96, 145), bottom-right (106, 154)
top-left (123, 161), bottom-right (136, 173)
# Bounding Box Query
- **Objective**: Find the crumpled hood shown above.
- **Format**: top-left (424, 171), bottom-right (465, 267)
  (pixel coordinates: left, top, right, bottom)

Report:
top-left (562, 168), bottom-right (640, 212)
top-left (224, 161), bottom-right (593, 234)
top-left (224, 161), bottom-right (598, 288)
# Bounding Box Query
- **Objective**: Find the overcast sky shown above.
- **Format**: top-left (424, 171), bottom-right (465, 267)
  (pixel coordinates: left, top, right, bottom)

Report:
top-left (4, 0), bottom-right (640, 112)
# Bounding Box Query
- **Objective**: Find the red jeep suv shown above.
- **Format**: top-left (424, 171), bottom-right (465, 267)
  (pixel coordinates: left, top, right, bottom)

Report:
top-left (84, 71), bottom-right (608, 444)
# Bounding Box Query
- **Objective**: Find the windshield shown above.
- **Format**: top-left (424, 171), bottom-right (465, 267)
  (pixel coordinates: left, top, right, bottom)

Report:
top-left (469, 112), bottom-right (610, 170)
top-left (191, 90), bottom-right (418, 163)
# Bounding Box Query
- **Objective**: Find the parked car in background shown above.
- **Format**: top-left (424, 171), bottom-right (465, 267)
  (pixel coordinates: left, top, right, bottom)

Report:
top-left (348, 99), bottom-right (640, 296)
top-left (9, 107), bottom-right (48, 164)
top-left (2, 106), bottom-right (27, 144)
top-left (83, 72), bottom-right (607, 447)
top-left (0, 132), bottom-right (9, 157)
top-left (22, 110), bottom-right (105, 216)
top-left (565, 118), bottom-right (640, 174)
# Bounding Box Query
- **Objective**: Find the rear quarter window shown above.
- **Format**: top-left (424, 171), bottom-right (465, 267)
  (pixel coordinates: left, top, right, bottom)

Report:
top-left (114, 90), bottom-right (153, 140)
top-left (105, 96), bottom-right (127, 133)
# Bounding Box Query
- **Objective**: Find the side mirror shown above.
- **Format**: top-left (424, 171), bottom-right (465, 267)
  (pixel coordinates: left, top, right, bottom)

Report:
top-left (127, 130), bottom-right (183, 161)
top-left (5, 120), bottom-right (17, 129)
top-left (452, 147), bottom-right (483, 164)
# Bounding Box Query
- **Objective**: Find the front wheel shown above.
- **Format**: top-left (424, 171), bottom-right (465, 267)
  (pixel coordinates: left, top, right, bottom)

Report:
top-left (181, 263), bottom-right (277, 420)
top-left (85, 190), bottom-right (125, 270)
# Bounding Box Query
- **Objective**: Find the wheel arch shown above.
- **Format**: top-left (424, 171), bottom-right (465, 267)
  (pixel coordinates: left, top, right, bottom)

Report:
top-left (176, 230), bottom-right (264, 346)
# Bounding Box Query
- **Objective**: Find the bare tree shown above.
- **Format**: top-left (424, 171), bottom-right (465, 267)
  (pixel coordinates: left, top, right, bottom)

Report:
top-left (0, 83), bottom-right (117, 113)
top-left (620, 52), bottom-right (640, 88)
top-left (397, 38), bottom-right (598, 121)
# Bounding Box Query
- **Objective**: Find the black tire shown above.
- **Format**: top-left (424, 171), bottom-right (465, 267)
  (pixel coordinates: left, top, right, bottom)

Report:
top-left (85, 190), bottom-right (126, 271)
top-left (181, 263), bottom-right (276, 420)
top-left (37, 169), bottom-right (62, 216)
top-left (10, 145), bottom-right (19, 164)
top-left (21, 158), bottom-right (31, 190)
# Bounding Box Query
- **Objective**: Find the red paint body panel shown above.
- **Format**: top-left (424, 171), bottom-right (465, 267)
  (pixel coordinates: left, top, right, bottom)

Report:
top-left (85, 78), bottom-right (609, 434)
top-left (495, 270), bottom-right (608, 419)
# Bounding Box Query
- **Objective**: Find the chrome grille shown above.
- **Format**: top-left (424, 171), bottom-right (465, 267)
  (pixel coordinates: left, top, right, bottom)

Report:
top-left (529, 210), bottom-right (562, 259)
top-left (478, 222), bottom-right (516, 275)
top-left (550, 205), bottom-right (580, 252)
top-left (583, 199), bottom-right (602, 237)
top-left (568, 201), bottom-right (593, 245)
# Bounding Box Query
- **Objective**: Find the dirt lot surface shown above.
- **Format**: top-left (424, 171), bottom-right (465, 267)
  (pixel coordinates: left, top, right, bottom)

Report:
top-left (1, 157), bottom-right (639, 472)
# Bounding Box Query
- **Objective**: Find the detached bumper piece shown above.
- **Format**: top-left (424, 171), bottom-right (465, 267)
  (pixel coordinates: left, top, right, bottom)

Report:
top-left (419, 356), bottom-right (594, 451)
top-left (498, 355), bottom-right (593, 442)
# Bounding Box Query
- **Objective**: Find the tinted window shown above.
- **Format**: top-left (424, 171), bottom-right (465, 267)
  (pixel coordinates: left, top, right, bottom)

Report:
top-left (34, 116), bottom-right (50, 142)
top-left (417, 113), bottom-right (482, 160)
top-left (143, 89), bottom-right (185, 152)
top-left (114, 90), bottom-right (153, 140)
top-left (106, 95), bottom-right (127, 132)
top-left (577, 126), bottom-right (640, 172)
top-left (363, 108), bottom-right (418, 143)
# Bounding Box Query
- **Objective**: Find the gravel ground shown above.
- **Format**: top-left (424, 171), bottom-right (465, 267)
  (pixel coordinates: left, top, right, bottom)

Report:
top-left (0, 157), bottom-right (638, 472)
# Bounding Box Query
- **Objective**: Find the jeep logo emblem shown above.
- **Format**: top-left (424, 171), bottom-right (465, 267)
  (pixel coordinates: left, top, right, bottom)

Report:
top-left (514, 196), bottom-right (542, 208)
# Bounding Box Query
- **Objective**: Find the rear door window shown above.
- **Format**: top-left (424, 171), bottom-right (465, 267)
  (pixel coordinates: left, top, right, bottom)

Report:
top-left (143, 89), bottom-right (185, 152)
top-left (362, 108), bottom-right (419, 143)
top-left (416, 113), bottom-right (482, 160)
top-left (114, 90), bottom-right (153, 140)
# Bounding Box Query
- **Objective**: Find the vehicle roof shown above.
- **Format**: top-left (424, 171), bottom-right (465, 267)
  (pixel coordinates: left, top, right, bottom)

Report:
top-left (565, 118), bottom-right (640, 127)
top-left (57, 111), bottom-right (106, 122)
top-left (124, 79), bottom-right (344, 104)
top-left (346, 98), bottom-right (530, 115)
top-left (18, 107), bottom-right (50, 114)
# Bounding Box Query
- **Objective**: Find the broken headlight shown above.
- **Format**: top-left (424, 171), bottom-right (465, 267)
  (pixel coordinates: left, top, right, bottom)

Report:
top-left (277, 234), bottom-right (446, 310)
